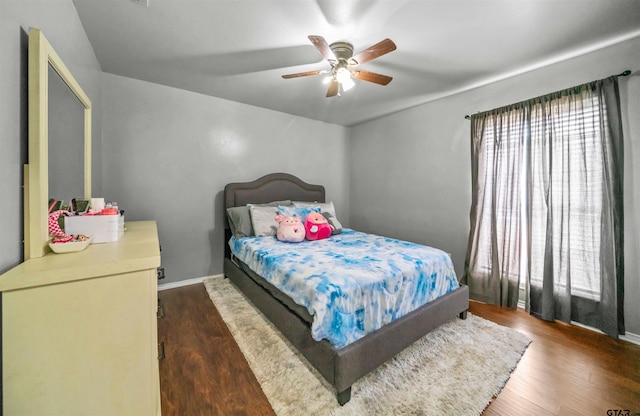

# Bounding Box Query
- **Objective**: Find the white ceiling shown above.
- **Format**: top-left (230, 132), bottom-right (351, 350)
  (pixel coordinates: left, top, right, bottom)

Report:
top-left (73, 0), bottom-right (640, 126)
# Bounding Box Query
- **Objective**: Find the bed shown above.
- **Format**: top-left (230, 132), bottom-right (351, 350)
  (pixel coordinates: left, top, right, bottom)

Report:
top-left (223, 172), bottom-right (469, 405)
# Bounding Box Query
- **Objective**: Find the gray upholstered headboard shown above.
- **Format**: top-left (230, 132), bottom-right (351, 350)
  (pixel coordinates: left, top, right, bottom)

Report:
top-left (223, 173), bottom-right (325, 257)
top-left (224, 172), bottom-right (325, 209)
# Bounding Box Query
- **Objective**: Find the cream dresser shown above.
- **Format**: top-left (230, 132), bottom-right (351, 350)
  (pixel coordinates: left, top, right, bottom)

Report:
top-left (0, 221), bottom-right (161, 416)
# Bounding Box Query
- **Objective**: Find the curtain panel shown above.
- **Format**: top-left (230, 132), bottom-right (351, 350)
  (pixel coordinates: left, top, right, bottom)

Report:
top-left (463, 76), bottom-right (624, 338)
top-left (463, 106), bottom-right (528, 308)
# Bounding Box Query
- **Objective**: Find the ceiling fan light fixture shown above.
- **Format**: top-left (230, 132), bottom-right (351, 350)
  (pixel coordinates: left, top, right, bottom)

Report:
top-left (335, 64), bottom-right (355, 92)
top-left (335, 66), bottom-right (351, 84)
top-left (340, 74), bottom-right (355, 92)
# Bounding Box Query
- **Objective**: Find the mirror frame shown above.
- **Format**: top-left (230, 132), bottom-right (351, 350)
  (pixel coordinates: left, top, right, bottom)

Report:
top-left (26, 28), bottom-right (92, 259)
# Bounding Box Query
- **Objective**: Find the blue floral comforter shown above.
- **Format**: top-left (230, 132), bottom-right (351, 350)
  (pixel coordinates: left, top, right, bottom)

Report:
top-left (229, 229), bottom-right (459, 348)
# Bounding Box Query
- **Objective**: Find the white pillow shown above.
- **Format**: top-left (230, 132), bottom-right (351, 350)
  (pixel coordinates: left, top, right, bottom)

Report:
top-left (249, 205), bottom-right (279, 237)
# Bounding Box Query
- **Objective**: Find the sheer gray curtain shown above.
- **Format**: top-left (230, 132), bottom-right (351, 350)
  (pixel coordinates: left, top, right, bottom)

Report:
top-left (463, 106), bottom-right (528, 308)
top-left (464, 76), bottom-right (625, 338)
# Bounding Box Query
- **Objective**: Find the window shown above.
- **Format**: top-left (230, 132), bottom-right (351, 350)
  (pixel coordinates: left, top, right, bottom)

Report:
top-left (473, 109), bottom-right (528, 283)
top-left (475, 91), bottom-right (606, 300)
top-left (529, 92), bottom-right (606, 300)
top-left (465, 76), bottom-right (624, 337)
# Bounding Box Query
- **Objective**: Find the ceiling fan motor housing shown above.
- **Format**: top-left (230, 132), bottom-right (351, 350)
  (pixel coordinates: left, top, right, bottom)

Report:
top-left (330, 41), bottom-right (354, 61)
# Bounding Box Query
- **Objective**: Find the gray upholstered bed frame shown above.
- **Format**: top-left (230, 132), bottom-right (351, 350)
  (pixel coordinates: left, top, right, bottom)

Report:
top-left (223, 172), bottom-right (469, 405)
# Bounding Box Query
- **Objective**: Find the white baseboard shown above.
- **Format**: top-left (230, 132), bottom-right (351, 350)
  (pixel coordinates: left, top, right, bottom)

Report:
top-left (621, 331), bottom-right (640, 346)
top-left (157, 274), bottom-right (223, 291)
top-left (517, 299), bottom-right (639, 345)
top-left (572, 321), bottom-right (640, 346)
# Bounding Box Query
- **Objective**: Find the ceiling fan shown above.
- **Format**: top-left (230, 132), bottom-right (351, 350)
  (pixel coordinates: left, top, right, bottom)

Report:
top-left (282, 35), bottom-right (397, 97)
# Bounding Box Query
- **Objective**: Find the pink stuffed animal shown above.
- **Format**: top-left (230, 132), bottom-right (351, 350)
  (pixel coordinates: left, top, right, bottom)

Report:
top-left (304, 212), bottom-right (333, 241)
top-left (275, 214), bottom-right (305, 243)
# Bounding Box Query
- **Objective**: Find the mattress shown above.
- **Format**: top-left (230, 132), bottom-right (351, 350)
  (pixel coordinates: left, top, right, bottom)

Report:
top-left (229, 229), bottom-right (460, 348)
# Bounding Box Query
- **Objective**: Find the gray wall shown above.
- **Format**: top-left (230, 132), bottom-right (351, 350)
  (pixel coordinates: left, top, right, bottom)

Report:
top-left (100, 73), bottom-right (350, 285)
top-left (0, 0), bottom-right (102, 273)
top-left (350, 36), bottom-right (640, 335)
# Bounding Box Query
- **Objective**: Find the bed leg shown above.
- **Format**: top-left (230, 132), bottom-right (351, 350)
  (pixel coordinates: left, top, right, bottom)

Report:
top-left (337, 386), bottom-right (351, 406)
top-left (459, 310), bottom-right (468, 320)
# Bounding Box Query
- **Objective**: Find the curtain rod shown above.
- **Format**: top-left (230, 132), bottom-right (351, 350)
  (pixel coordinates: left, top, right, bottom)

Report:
top-left (463, 69), bottom-right (633, 119)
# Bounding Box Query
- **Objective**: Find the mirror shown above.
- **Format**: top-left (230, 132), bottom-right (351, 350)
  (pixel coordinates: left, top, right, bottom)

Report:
top-left (26, 28), bottom-right (92, 259)
top-left (48, 65), bottom-right (86, 204)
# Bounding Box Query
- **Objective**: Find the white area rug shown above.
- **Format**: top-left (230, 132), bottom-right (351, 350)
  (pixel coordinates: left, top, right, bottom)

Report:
top-left (204, 276), bottom-right (531, 416)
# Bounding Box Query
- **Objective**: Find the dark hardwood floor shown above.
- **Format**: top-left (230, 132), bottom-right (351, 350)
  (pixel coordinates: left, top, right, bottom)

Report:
top-left (157, 284), bottom-right (275, 416)
top-left (157, 283), bottom-right (640, 416)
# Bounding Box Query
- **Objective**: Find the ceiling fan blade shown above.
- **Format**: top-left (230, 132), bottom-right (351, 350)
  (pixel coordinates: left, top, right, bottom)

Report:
top-left (351, 38), bottom-right (396, 65)
top-left (282, 70), bottom-right (325, 79)
top-left (326, 79), bottom-right (339, 97)
top-left (308, 35), bottom-right (337, 62)
top-left (353, 69), bottom-right (393, 86)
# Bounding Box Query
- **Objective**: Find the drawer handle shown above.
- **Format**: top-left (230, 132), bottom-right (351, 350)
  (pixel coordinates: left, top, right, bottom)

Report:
top-left (158, 342), bottom-right (166, 360)
top-left (157, 299), bottom-right (165, 319)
